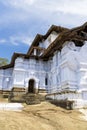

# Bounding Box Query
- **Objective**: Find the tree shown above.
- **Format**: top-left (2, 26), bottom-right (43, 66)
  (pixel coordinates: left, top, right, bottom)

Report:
top-left (0, 57), bottom-right (9, 66)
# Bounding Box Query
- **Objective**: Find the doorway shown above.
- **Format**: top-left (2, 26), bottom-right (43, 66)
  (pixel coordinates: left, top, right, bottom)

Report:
top-left (28, 79), bottom-right (35, 93)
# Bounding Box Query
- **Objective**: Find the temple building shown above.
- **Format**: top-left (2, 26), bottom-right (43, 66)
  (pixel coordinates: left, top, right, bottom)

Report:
top-left (0, 22), bottom-right (87, 108)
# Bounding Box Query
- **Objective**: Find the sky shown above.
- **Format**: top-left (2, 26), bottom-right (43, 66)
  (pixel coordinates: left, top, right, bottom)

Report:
top-left (0, 0), bottom-right (87, 61)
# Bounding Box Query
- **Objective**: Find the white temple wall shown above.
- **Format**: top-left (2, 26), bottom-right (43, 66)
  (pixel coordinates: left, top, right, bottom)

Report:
top-left (13, 69), bottom-right (47, 90)
top-left (47, 41), bottom-right (82, 94)
top-left (47, 51), bottom-right (61, 93)
top-left (0, 68), bottom-right (13, 90)
top-left (60, 61), bottom-right (78, 90)
top-left (13, 69), bottom-right (25, 87)
top-left (59, 42), bottom-right (80, 91)
top-left (0, 57), bottom-right (48, 91)
top-left (39, 31), bottom-right (59, 49)
top-left (78, 63), bottom-right (87, 90)
top-left (1, 39), bottom-right (87, 108)
top-left (47, 41), bottom-right (87, 108)
top-left (13, 57), bottom-right (48, 91)
top-left (0, 69), bottom-right (4, 90)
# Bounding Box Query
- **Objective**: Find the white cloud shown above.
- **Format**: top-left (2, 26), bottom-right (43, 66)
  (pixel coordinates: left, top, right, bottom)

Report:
top-left (1, 0), bottom-right (87, 16)
top-left (0, 39), bottom-right (7, 44)
top-left (0, 35), bottom-right (33, 46)
top-left (9, 35), bottom-right (33, 46)
top-left (0, 0), bottom-right (87, 46)
top-left (37, 0), bottom-right (87, 16)
top-left (0, 0), bottom-right (36, 8)
top-left (0, 0), bottom-right (87, 28)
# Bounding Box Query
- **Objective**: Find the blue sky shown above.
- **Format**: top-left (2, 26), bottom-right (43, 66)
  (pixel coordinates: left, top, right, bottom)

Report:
top-left (0, 0), bottom-right (87, 61)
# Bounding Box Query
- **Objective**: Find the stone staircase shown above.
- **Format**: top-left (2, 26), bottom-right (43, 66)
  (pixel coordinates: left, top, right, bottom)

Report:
top-left (0, 90), bottom-right (10, 98)
top-left (23, 93), bottom-right (45, 105)
top-left (8, 88), bottom-right (45, 105)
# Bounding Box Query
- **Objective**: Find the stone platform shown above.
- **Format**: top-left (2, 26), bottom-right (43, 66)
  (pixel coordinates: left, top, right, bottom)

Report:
top-left (0, 103), bottom-right (23, 111)
top-left (8, 87), bottom-right (46, 104)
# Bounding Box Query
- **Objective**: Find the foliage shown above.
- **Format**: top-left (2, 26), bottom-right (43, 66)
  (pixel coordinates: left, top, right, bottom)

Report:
top-left (0, 57), bottom-right (9, 66)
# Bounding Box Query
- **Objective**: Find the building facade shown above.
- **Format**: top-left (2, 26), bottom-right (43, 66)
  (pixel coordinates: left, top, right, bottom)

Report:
top-left (0, 22), bottom-right (87, 108)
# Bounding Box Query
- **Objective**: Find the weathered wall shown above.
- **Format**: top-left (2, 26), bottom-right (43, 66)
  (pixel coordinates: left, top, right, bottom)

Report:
top-left (13, 57), bottom-right (48, 92)
top-left (0, 68), bottom-right (13, 90)
top-left (46, 41), bottom-right (87, 108)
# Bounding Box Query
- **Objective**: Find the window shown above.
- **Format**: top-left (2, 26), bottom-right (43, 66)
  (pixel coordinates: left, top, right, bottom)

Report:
top-left (56, 53), bottom-right (58, 66)
top-left (45, 77), bottom-right (48, 85)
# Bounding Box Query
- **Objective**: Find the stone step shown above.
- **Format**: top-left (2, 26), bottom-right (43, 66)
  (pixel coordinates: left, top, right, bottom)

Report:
top-left (8, 91), bottom-right (46, 104)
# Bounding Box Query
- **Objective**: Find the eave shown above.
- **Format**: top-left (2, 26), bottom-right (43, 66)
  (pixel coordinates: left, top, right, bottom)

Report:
top-left (41, 22), bottom-right (87, 59)
top-left (27, 25), bottom-right (69, 55)
top-left (0, 53), bottom-right (42, 69)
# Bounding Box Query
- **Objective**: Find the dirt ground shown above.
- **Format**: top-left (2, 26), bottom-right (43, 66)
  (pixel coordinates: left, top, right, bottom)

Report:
top-left (0, 98), bottom-right (87, 130)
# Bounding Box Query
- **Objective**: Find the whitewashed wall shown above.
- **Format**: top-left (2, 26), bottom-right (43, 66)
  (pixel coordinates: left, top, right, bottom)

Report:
top-left (0, 69), bottom-right (4, 90)
top-left (47, 41), bottom-right (81, 94)
top-left (46, 41), bottom-right (87, 108)
top-left (39, 31), bottom-right (58, 49)
top-left (1, 38), bottom-right (87, 108)
top-left (13, 57), bottom-right (48, 91)
top-left (47, 51), bottom-right (61, 93)
top-left (0, 68), bottom-right (13, 90)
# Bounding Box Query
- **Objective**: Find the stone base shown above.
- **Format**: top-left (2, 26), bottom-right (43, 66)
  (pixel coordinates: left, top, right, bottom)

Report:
top-left (0, 90), bottom-right (3, 94)
top-left (38, 89), bottom-right (47, 95)
top-left (72, 99), bottom-right (87, 109)
top-left (34, 89), bottom-right (38, 94)
top-left (0, 87), bottom-right (46, 104)
top-left (12, 87), bottom-right (26, 92)
top-left (11, 87), bottom-right (26, 96)
top-left (8, 87), bottom-right (46, 104)
top-left (0, 90), bottom-right (10, 98)
top-left (8, 87), bottom-right (26, 102)
top-left (46, 92), bottom-right (87, 109)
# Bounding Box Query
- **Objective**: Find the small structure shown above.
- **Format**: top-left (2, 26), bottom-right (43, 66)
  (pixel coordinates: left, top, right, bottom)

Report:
top-left (0, 22), bottom-right (87, 108)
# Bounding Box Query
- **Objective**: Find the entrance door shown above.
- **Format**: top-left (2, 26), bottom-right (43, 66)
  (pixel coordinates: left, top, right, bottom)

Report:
top-left (28, 79), bottom-right (34, 93)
